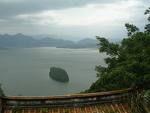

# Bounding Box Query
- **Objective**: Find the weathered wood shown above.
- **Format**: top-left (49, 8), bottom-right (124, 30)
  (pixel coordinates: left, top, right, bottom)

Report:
top-left (2, 88), bottom-right (132, 100)
top-left (1, 88), bottom-right (146, 113)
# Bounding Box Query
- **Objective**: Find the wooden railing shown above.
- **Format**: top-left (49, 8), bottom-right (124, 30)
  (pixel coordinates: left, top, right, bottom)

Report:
top-left (0, 88), bottom-right (149, 113)
top-left (0, 88), bottom-right (132, 111)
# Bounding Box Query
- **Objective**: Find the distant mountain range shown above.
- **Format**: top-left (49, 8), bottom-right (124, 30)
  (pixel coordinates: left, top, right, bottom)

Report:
top-left (0, 33), bottom-right (97, 48)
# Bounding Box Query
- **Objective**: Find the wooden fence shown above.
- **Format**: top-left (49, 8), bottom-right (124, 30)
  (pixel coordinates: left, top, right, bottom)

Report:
top-left (0, 88), bottom-right (149, 113)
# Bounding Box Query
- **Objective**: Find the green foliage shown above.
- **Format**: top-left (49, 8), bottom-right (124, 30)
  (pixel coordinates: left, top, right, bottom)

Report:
top-left (0, 84), bottom-right (5, 96)
top-left (87, 7), bottom-right (150, 92)
top-left (145, 7), bottom-right (150, 33)
top-left (12, 108), bottom-right (22, 113)
top-left (144, 90), bottom-right (150, 105)
top-left (125, 23), bottom-right (139, 36)
top-left (40, 108), bottom-right (49, 113)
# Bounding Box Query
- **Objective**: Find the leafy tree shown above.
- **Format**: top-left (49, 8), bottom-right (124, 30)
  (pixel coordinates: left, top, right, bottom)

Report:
top-left (87, 7), bottom-right (150, 92)
top-left (0, 84), bottom-right (5, 96)
top-left (145, 7), bottom-right (150, 33)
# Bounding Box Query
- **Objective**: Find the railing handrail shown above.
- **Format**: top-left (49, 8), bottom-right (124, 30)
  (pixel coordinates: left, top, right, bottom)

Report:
top-left (2, 88), bottom-right (132, 100)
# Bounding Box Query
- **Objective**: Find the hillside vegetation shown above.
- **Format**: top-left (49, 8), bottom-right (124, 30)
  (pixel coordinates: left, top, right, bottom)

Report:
top-left (87, 7), bottom-right (150, 92)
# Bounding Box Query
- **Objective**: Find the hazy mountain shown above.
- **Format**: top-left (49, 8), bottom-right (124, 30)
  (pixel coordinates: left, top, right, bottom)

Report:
top-left (39, 37), bottom-right (75, 47)
top-left (0, 33), bottom-right (36, 48)
top-left (0, 34), bottom-right (97, 48)
top-left (76, 38), bottom-right (97, 48)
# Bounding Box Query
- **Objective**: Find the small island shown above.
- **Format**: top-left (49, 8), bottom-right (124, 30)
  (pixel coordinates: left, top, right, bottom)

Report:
top-left (49, 67), bottom-right (69, 83)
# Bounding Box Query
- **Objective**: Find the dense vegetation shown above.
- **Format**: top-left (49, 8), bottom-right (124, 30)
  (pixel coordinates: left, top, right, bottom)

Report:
top-left (87, 7), bottom-right (150, 93)
top-left (49, 67), bottom-right (69, 83)
top-left (0, 84), bottom-right (5, 96)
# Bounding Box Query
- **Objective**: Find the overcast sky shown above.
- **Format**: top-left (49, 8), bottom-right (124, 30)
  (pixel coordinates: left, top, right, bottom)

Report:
top-left (0, 0), bottom-right (149, 40)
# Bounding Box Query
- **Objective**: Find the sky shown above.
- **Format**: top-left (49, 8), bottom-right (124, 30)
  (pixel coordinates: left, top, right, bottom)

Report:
top-left (0, 0), bottom-right (149, 40)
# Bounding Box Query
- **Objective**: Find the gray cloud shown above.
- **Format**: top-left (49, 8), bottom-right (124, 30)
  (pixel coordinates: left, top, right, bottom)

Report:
top-left (0, 0), bottom-right (149, 40)
top-left (0, 0), bottom-right (120, 18)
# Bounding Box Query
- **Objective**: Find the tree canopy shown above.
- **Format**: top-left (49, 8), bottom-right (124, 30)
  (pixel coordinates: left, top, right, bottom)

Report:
top-left (0, 84), bottom-right (5, 96)
top-left (87, 7), bottom-right (150, 92)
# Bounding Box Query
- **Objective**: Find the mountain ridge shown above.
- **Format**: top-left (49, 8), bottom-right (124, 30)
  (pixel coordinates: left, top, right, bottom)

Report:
top-left (0, 33), bottom-right (97, 48)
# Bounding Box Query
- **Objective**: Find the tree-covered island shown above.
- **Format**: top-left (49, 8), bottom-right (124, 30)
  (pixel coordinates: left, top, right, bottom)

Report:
top-left (49, 67), bottom-right (69, 83)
